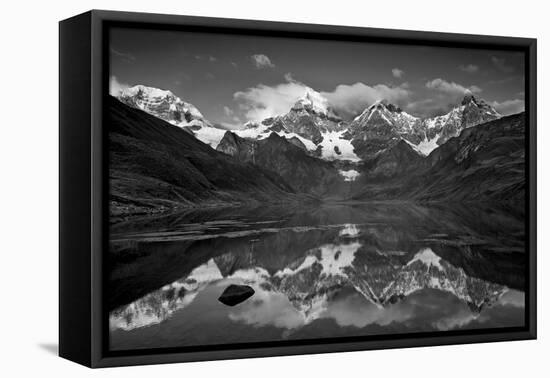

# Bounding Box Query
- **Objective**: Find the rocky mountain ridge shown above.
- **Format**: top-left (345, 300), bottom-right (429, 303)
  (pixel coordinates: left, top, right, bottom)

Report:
top-left (110, 84), bottom-right (524, 213)
top-left (115, 84), bottom-right (502, 161)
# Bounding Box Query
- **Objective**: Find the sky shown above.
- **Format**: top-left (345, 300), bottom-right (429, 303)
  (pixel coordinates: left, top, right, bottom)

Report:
top-left (109, 27), bottom-right (525, 128)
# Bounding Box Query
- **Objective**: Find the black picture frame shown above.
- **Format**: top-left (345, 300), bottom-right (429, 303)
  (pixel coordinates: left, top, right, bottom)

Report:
top-left (59, 9), bottom-right (537, 368)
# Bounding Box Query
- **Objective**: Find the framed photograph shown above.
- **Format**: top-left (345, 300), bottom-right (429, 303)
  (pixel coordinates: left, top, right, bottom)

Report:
top-left (59, 10), bottom-right (537, 368)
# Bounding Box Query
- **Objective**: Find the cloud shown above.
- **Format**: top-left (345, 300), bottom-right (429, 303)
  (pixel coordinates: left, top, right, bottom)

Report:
top-left (425, 78), bottom-right (482, 95)
top-left (490, 99), bottom-right (525, 115)
top-left (110, 47), bottom-right (135, 62)
top-left (109, 76), bottom-right (130, 96)
top-left (322, 83), bottom-right (410, 118)
top-left (491, 56), bottom-right (514, 73)
top-left (283, 72), bottom-right (295, 82)
top-left (223, 106), bottom-right (234, 117)
top-left (392, 68), bottom-right (404, 78)
top-left (221, 106), bottom-right (243, 129)
top-left (251, 54), bottom-right (275, 69)
top-left (459, 64), bottom-right (479, 74)
top-left (234, 81), bottom-right (308, 121)
top-left (234, 76), bottom-right (411, 122)
top-left (405, 79), bottom-right (483, 117)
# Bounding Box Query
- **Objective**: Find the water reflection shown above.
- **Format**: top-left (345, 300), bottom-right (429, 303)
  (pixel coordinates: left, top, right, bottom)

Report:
top-left (108, 203), bottom-right (525, 350)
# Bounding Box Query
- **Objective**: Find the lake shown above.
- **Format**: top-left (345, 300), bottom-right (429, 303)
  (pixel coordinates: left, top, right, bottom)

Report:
top-left (107, 202), bottom-right (526, 351)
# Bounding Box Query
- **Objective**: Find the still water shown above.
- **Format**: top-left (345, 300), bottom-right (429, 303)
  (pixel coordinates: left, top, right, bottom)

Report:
top-left (108, 203), bottom-right (526, 351)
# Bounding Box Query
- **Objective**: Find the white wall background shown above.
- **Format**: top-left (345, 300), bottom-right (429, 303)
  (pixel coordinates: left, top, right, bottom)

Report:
top-left (0, 0), bottom-right (546, 376)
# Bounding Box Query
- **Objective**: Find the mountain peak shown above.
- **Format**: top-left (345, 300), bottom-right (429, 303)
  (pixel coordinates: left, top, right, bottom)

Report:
top-left (115, 83), bottom-right (211, 129)
top-left (460, 93), bottom-right (500, 116)
top-left (461, 92), bottom-right (477, 105)
top-left (292, 87), bottom-right (330, 115)
top-left (367, 99), bottom-right (402, 113)
top-left (353, 99), bottom-right (405, 123)
top-left (122, 84), bottom-right (175, 99)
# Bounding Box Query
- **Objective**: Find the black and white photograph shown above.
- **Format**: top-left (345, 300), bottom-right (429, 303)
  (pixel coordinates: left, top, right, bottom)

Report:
top-left (2, 0), bottom-right (548, 375)
top-left (106, 25), bottom-right (528, 352)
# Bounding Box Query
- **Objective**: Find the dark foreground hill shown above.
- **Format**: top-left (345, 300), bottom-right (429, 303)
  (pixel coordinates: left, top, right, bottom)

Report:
top-left (353, 112), bottom-right (526, 202)
top-left (217, 131), bottom-right (345, 195)
top-left (108, 96), bottom-right (310, 218)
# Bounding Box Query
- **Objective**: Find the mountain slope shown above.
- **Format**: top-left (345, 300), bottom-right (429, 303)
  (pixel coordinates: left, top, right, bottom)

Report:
top-left (116, 85), bottom-right (211, 128)
top-left (413, 112), bottom-right (525, 201)
top-left (114, 84), bottom-right (502, 165)
top-left (362, 139), bottom-right (425, 178)
top-left (348, 95), bottom-right (501, 159)
top-left (234, 93), bottom-right (501, 162)
top-left (232, 88), bottom-right (361, 162)
top-left (217, 131), bottom-right (347, 194)
top-left (115, 84), bottom-right (229, 148)
top-left (352, 112), bottom-right (525, 202)
top-left (108, 96), bottom-right (304, 217)
top-left (262, 88), bottom-right (344, 143)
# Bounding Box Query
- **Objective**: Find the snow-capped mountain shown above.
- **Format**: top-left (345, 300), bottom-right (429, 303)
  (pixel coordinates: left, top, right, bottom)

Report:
top-left (423, 93), bottom-right (501, 147)
top-left (351, 100), bottom-right (420, 134)
top-left (234, 91), bottom-right (500, 161)
top-left (113, 84), bottom-right (501, 162)
top-left (347, 100), bottom-right (425, 158)
top-left (116, 85), bottom-right (210, 127)
top-left (233, 88), bottom-right (361, 162)
top-left (348, 95), bottom-right (501, 158)
top-left (115, 84), bottom-right (230, 148)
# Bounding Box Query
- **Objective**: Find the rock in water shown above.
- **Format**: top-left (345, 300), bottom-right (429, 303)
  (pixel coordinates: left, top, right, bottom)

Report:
top-left (218, 284), bottom-right (255, 306)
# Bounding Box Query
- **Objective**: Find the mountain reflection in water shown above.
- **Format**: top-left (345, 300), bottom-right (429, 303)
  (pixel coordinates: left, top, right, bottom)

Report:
top-left (108, 203), bottom-right (525, 351)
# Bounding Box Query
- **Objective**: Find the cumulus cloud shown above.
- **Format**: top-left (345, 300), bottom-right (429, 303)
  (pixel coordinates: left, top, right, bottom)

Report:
top-left (234, 80), bottom-right (308, 121)
top-left (223, 106), bottom-right (234, 117)
top-left (109, 76), bottom-right (130, 96)
top-left (415, 78), bottom-right (486, 117)
top-left (425, 78), bottom-right (482, 95)
top-left (399, 80), bottom-right (466, 117)
top-left (322, 83), bottom-right (410, 118)
top-left (234, 75), bottom-right (411, 122)
top-left (459, 64), bottom-right (479, 74)
top-left (392, 68), bottom-right (404, 78)
top-left (251, 54), bottom-right (275, 69)
top-left (490, 99), bottom-right (525, 115)
top-left (491, 56), bottom-right (515, 73)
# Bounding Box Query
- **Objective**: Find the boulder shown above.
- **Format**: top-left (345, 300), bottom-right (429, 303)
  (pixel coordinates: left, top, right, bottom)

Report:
top-left (218, 284), bottom-right (255, 306)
